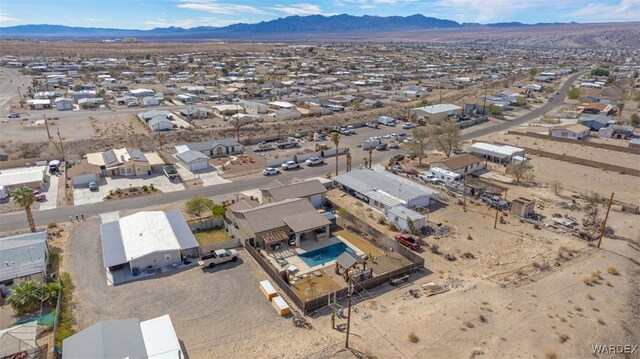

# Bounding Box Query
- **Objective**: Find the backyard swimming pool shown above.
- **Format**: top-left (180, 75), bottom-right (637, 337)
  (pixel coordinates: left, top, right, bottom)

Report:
top-left (299, 242), bottom-right (356, 267)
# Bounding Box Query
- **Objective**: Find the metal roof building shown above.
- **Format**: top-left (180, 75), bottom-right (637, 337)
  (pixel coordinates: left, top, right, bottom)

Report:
top-left (62, 314), bottom-right (182, 359)
top-left (0, 231), bottom-right (48, 284)
top-left (333, 169), bottom-right (439, 211)
top-left (100, 211), bottom-right (199, 276)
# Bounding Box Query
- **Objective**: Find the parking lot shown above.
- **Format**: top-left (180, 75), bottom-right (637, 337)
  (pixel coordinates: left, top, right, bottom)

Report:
top-left (73, 173), bottom-right (185, 205)
top-left (64, 219), bottom-right (326, 358)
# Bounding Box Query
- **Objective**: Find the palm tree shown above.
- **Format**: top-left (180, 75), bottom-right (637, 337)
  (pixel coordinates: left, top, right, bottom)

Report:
top-left (6, 281), bottom-right (42, 314)
top-left (12, 186), bottom-right (36, 232)
top-left (331, 133), bottom-right (340, 176)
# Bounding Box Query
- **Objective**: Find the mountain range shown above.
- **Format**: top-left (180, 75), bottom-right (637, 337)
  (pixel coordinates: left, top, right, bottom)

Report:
top-left (0, 14), bottom-right (578, 40)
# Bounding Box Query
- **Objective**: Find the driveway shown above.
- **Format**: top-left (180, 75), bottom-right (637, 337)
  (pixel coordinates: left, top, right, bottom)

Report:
top-left (73, 174), bottom-right (185, 205)
top-left (64, 219), bottom-right (305, 358)
top-left (38, 172), bottom-right (59, 210)
top-left (175, 163), bottom-right (231, 187)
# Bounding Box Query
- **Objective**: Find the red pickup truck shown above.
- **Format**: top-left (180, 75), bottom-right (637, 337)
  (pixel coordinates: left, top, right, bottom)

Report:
top-left (394, 233), bottom-right (420, 250)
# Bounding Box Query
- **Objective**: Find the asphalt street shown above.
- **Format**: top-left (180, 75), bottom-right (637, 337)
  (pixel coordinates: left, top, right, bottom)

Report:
top-left (0, 72), bottom-right (582, 231)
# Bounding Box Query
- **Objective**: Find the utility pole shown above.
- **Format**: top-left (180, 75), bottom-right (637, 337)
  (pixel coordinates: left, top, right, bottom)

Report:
top-left (368, 147), bottom-right (373, 169)
top-left (345, 278), bottom-right (353, 349)
top-left (463, 175), bottom-right (468, 211)
top-left (493, 204), bottom-right (500, 229)
top-left (57, 128), bottom-right (67, 199)
top-left (18, 87), bottom-right (24, 108)
top-left (331, 292), bottom-right (336, 329)
top-left (597, 192), bottom-right (614, 248)
top-left (44, 114), bottom-right (51, 139)
top-left (482, 81), bottom-right (488, 118)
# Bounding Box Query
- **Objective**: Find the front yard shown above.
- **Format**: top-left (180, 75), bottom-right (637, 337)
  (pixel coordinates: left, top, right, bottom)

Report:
top-left (104, 185), bottom-right (160, 200)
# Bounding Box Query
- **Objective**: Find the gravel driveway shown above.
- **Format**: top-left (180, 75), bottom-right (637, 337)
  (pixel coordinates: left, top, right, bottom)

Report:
top-left (63, 219), bottom-right (330, 358)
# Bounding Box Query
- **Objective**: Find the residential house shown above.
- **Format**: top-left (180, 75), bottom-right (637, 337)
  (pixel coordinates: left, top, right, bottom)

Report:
top-left (274, 108), bottom-right (302, 120)
top-left (0, 231), bottom-right (49, 285)
top-left (580, 103), bottom-right (614, 115)
top-left (468, 142), bottom-right (525, 164)
top-left (179, 107), bottom-right (210, 119)
top-left (175, 93), bottom-right (197, 104)
top-left (100, 211), bottom-right (199, 280)
top-left (429, 154), bottom-right (485, 176)
top-left (142, 97), bottom-right (161, 106)
top-left (386, 206), bottom-right (425, 233)
top-left (332, 168), bottom-right (439, 211)
top-left (87, 148), bottom-right (151, 176)
top-left (127, 88), bottom-right (155, 98)
top-left (260, 179), bottom-right (327, 208)
top-left (227, 198), bottom-right (331, 247)
top-left (410, 104), bottom-right (462, 124)
top-left (174, 139), bottom-right (243, 158)
top-left (54, 97), bottom-right (73, 111)
top-left (26, 99), bottom-right (51, 110)
top-left (148, 116), bottom-right (173, 132)
top-left (176, 150), bottom-right (210, 171)
top-left (138, 109), bottom-right (173, 123)
top-left (62, 315), bottom-right (183, 359)
top-left (0, 166), bottom-right (48, 191)
top-left (67, 163), bottom-right (101, 186)
top-left (599, 124), bottom-right (634, 139)
top-left (578, 114), bottom-right (612, 131)
top-left (550, 124), bottom-right (590, 140)
top-left (267, 101), bottom-right (296, 110)
top-left (240, 101), bottom-right (269, 114)
top-left (78, 98), bottom-right (104, 109)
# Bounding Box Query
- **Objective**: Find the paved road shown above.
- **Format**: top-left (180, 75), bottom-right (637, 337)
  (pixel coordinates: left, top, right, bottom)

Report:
top-left (0, 68), bottom-right (24, 113)
top-left (461, 72), bottom-right (582, 141)
top-left (0, 73), bottom-right (582, 231)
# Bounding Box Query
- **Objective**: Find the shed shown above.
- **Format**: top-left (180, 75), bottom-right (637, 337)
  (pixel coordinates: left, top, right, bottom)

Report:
top-left (510, 197), bottom-right (535, 218)
top-left (0, 321), bottom-right (38, 358)
top-left (386, 206), bottom-right (425, 232)
top-left (334, 251), bottom-right (366, 282)
top-left (259, 280), bottom-right (277, 301)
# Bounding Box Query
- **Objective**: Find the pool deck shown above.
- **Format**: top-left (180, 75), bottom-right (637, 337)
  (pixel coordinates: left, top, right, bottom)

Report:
top-left (267, 235), bottom-right (364, 275)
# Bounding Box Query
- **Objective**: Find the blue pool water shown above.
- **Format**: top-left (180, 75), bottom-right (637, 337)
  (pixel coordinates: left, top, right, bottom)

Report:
top-left (299, 242), bottom-right (356, 267)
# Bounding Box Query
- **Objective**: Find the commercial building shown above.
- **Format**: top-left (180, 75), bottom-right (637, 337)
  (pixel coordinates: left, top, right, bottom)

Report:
top-left (409, 104), bottom-right (462, 124)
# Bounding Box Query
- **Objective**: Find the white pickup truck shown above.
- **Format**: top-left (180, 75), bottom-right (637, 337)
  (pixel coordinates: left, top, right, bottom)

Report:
top-left (199, 249), bottom-right (239, 268)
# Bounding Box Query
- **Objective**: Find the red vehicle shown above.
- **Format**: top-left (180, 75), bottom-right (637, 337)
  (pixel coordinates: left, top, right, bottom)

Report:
top-left (35, 193), bottom-right (47, 202)
top-left (404, 168), bottom-right (419, 177)
top-left (394, 233), bottom-right (420, 250)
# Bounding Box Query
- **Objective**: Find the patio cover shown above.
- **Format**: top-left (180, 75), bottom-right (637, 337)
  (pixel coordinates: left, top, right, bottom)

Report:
top-left (0, 321), bottom-right (37, 357)
top-left (263, 230), bottom-right (288, 245)
top-left (282, 212), bottom-right (331, 233)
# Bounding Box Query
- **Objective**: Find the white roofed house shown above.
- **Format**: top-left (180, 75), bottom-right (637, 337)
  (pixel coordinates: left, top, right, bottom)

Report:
top-left (468, 142), bottom-right (525, 164)
top-left (26, 99), bottom-right (51, 110)
top-left (0, 231), bottom-right (49, 285)
top-left (148, 115), bottom-right (174, 132)
top-left (176, 150), bottom-right (210, 171)
top-left (549, 124), bottom-right (590, 140)
top-left (410, 103), bottom-right (462, 124)
top-left (62, 314), bottom-right (183, 359)
top-left (100, 211), bottom-right (199, 284)
top-left (175, 138), bottom-right (244, 158)
top-left (274, 108), bottom-right (302, 120)
top-left (126, 88), bottom-right (155, 98)
top-left (54, 97), bottom-right (73, 111)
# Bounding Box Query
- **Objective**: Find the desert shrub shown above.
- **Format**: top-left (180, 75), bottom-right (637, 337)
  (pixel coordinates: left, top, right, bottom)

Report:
top-left (607, 266), bottom-right (619, 275)
top-left (557, 333), bottom-right (570, 343)
top-left (444, 252), bottom-right (457, 261)
top-left (47, 222), bottom-right (58, 229)
top-left (430, 244), bottom-right (440, 254)
top-left (544, 349), bottom-right (558, 359)
top-left (407, 332), bottom-right (419, 343)
top-left (582, 277), bottom-right (594, 286)
top-left (463, 251), bottom-right (475, 259)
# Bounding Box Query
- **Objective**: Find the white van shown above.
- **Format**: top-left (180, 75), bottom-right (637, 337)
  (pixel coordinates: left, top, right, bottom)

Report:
top-left (378, 116), bottom-right (396, 126)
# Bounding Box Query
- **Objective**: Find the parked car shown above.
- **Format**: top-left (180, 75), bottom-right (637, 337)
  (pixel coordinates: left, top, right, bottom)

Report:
top-left (200, 249), bottom-right (239, 268)
top-left (262, 167), bottom-right (280, 176)
top-left (346, 125), bottom-right (356, 134)
top-left (480, 194), bottom-right (509, 209)
top-left (8, 113), bottom-right (20, 118)
top-left (452, 149), bottom-right (466, 155)
top-left (375, 143), bottom-right (388, 151)
top-left (402, 122), bottom-right (416, 129)
top-left (88, 181), bottom-right (98, 191)
top-left (281, 161), bottom-right (301, 170)
top-left (403, 136), bottom-right (414, 143)
top-left (339, 128), bottom-right (351, 135)
top-left (419, 172), bottom-right (441, 184)
top-left (392, 165), bottom-right (404, 173)
top-left (305, 157), bottom-right (325, 166)
top-left (365, 121), bottom-right (379, 129)
top-left (35, 193), bottom-right (46, 202)
top-left (394, 233), bottom-right (420, 250)
top-left (404, 168), bottom-right (420, 177)
top-left (392, 154), bottom-right (405, 161)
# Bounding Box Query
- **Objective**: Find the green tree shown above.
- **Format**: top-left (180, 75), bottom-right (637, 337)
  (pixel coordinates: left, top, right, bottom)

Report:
top-left (590, 68), bottom-right (610, 77)
top-left (408, 127), bottom-right (430, 166)
top-left (486, 104), bottom-right (504, 115)
top-left (415, 99), bottom-right (431, 108)
top-left (529, 67), bottom-right (539, 77)
top-left (210, 204), bottom-right (225, 218)
top-left (567, 87), bottom-right (581, 100)
top-left (352, 98), bottom-right (362, 111)
top-left (427, 120), bottom-right (460, 158)
top-left (331, 132), bottom-right (340, 176)
top-left (256, 78), bottom-right (265, 85)
top-left (630, 113), bottom-right (640, 128)
top-left (12, 186), bottom-right (36, 232)
top-left (185, 195), bottom-right (214, 221)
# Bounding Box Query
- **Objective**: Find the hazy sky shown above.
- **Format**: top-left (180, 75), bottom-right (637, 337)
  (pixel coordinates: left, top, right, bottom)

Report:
top-left (1, 0), bottom-right (638, 29)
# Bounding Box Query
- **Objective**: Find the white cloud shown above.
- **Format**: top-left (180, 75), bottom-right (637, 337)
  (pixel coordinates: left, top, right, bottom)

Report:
top-left (0, 13), bottom-right (20, 23)
top-left (143, 17), bottom-right (241, 29)
top-left (568, 0), bottom-right (640, 22)
top-left (178, 0), bottom-right (266, 15)
top-left (272, 3), bottom-right (323, 15)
